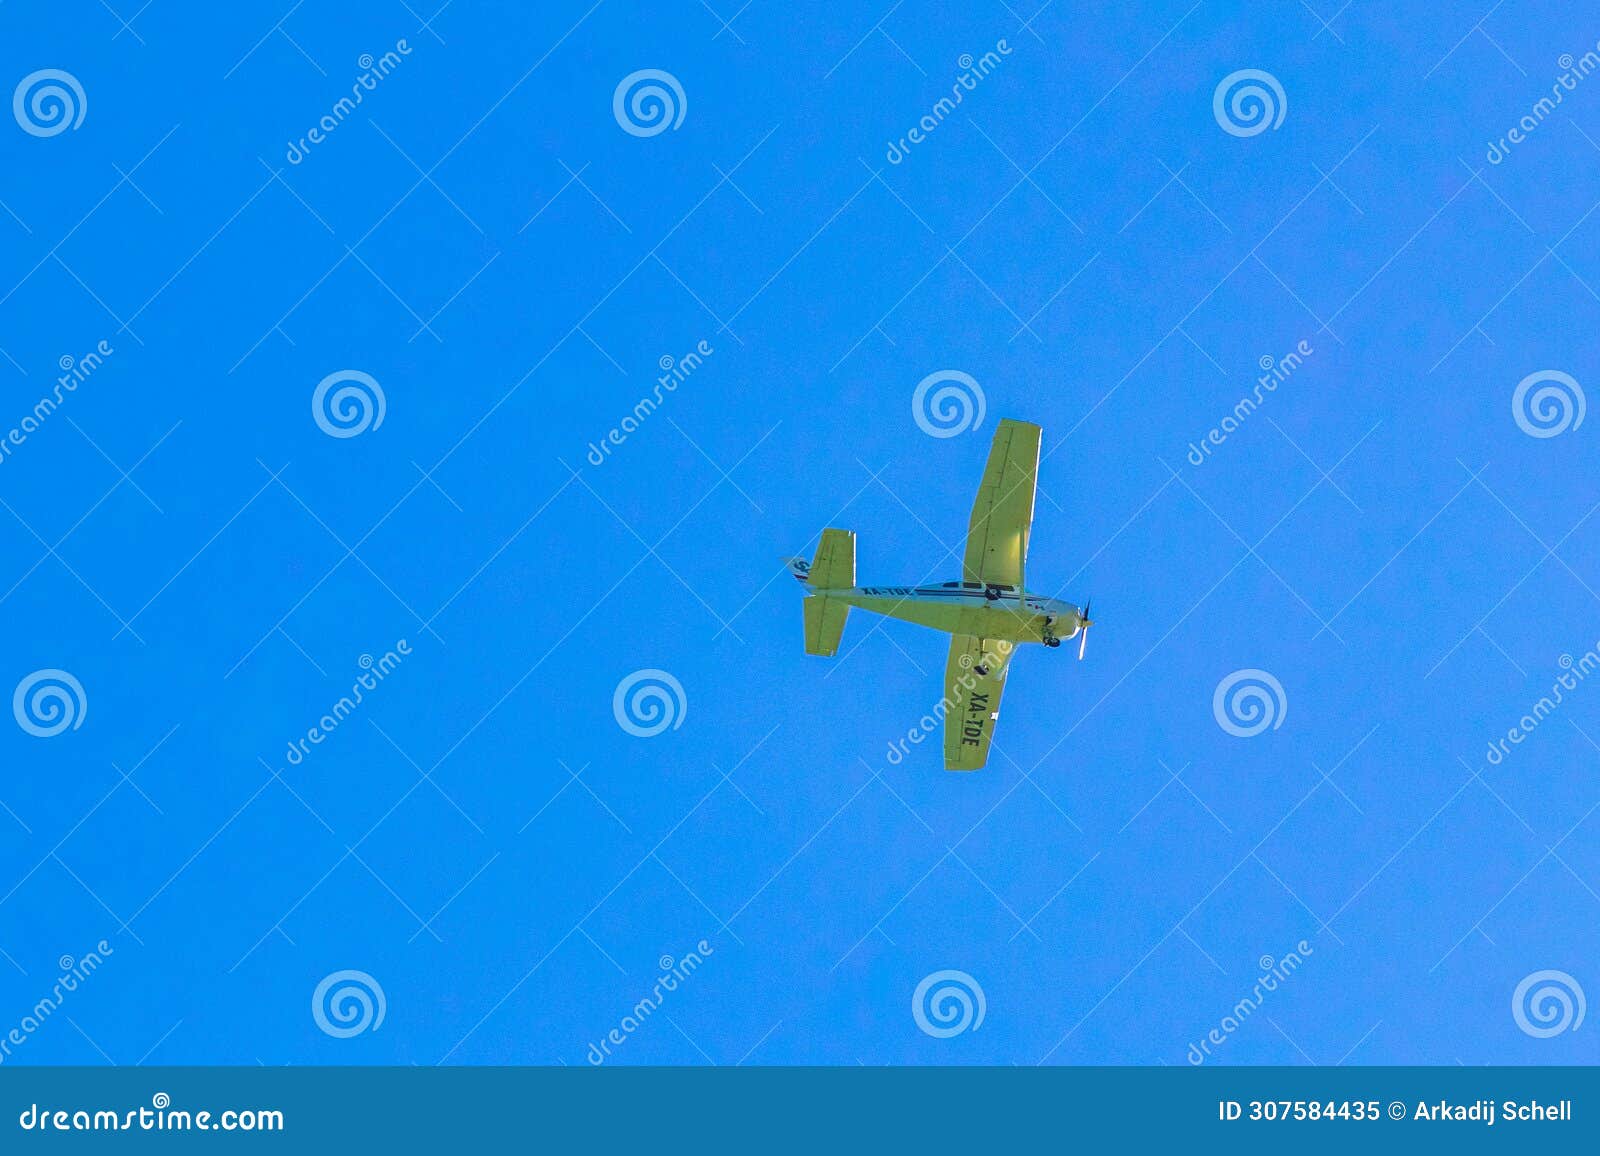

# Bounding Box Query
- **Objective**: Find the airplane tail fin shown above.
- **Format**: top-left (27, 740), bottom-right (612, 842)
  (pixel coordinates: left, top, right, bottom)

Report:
top-left (794, 528), bottom-right (854, 656)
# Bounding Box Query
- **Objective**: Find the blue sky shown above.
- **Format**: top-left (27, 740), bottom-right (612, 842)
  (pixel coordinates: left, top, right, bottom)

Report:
top-left (0, 0), bottom-right (1596, 1067)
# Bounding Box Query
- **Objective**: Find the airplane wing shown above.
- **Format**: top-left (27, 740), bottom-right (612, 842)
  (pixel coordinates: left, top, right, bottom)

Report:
top-left (942, 634), bottom-right (1015, 771)
top-left (962, 419), bottom-right (1041, 590)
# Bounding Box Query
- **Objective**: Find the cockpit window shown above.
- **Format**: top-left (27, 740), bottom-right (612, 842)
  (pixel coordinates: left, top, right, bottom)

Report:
top-left (942, 582), bottom-right (960, 588)
top-left (963, 583), bottom-right (982, 589)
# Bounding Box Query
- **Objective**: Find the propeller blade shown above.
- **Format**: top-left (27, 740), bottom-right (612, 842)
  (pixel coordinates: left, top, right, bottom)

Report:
top-left (1077, 598), bottom-right (1092, 661)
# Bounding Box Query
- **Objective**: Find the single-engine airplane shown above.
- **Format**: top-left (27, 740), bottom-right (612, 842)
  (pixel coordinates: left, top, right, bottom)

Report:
top-left (785, 418), bottom-right (1090, 771)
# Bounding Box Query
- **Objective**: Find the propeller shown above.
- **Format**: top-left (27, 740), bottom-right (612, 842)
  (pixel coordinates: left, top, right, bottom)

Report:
top-left (1077, 598), bottom-right (1093, 661)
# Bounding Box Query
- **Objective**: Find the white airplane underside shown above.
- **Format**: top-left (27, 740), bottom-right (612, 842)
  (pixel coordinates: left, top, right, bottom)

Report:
top-left (786, 419), bottom-right (1091, 772)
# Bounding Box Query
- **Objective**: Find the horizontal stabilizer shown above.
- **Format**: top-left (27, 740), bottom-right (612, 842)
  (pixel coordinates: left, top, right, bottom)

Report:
top-left (804, 596), bottom-right (849, 657)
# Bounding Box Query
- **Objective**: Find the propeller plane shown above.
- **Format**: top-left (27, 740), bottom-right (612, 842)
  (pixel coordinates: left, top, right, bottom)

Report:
top-left (786, 419), bottom-right (1091, 771)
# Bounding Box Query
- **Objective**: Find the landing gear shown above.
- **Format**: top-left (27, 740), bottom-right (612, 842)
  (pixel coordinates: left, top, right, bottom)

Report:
top-left (1044, 635), bottom-right (1061, 648)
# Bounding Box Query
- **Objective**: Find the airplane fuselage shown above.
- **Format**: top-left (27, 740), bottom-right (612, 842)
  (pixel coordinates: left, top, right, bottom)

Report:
top-left (815, 581), bottom-right (1084, 645)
